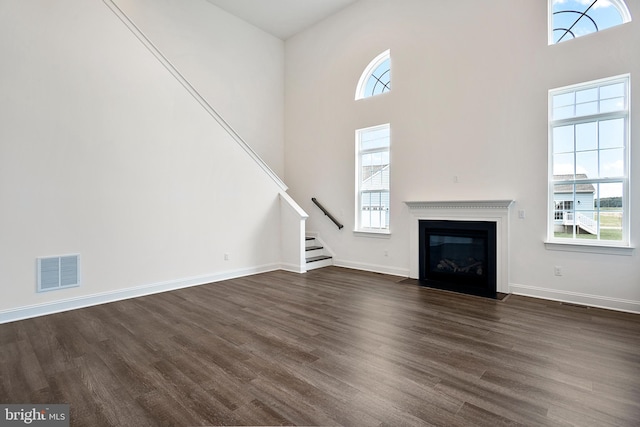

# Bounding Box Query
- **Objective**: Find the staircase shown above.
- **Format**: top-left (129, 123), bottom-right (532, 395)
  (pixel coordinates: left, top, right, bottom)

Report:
top-left (305, 235), bottom-right (333, 270)
top-left (563, 212), bottom-right (598, 235)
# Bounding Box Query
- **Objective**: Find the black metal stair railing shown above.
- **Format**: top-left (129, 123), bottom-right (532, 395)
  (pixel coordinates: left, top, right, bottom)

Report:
top-left (312, 198), bottom-right (344, 230)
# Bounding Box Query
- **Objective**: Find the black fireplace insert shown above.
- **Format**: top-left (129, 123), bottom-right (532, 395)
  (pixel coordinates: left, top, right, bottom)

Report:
top-left (419, 220), bottom-right (497, 298)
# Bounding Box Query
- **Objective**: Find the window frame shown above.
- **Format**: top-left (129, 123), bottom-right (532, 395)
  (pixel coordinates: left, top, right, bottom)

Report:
top-left (547, 74), bottom-right (632, 253)
top-left (355, 50), bottom-right (391, 100)
top-left (355, 123), bottom-right (391, 234)
top-left (548, 0), bottom-right (632, 45)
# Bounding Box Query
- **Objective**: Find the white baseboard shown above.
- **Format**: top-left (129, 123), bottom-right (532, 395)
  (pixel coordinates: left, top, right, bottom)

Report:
top-left (509, 283), bottom-right (640, 314)
top-left (333, 259), bottom-right (409, 278)
top-left (279, 263), bottom-right (307, 274)
top-left (0, 264), bottom-right (281, 324)
top-left (8, 265), bottom-right (635, 324)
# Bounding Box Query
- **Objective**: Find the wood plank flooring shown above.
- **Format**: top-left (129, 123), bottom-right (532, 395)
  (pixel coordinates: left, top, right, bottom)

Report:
top-left (1, 266), bottom-right (639, 426)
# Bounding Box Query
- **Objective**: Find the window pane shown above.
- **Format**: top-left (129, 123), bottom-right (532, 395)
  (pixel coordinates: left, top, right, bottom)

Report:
top-left (360, 193), bottom-right (371, 228)
top-left (576, 101), bottom-right (598, 116)
top-left (361, 153), bottom-right (372, 167)
top-left (554, 199), bottom-right (573, 220)
top-left (360, 152), bottom-right (389, 190)
top-left (553, 125), bottom-right (574, 153)
top-left (553, 183), bottom-right (575, 238)
top-left (383, 192), bottom-right (390, 229)
top-left (576, 87), bottom-right (598, 103)
top-left (576, 122), bottom-right (597, 151)
top-left (596, 182), bottom-right (623, 241)
top-left (599, 148), bottom-right (624, 178)
top-left (589, 3), bottom-right (625, 30)
top-left (553, 184), bottom-right (575, 203)
top-left (360, 127), bottom-right (390, 151)
top-left (370, 192), bottom-right (380, 207)
top-left (553, 92), bottom-right (575, 119)
top-left (552, 0), bottom-right (626, 44)
top-left (574, 182), bottom-right (595, 213)
top-left (600, 82), bottom-right (625, 99)
top-left (600, 97), bottom-right (625, 113)
top-left (576, 151), bottom-right (597, 178)
top-left (553, 92), bottom-right (575, 108)
top-left (599, 118), bottom-right (624, 149)
top-left (575, 209), bottom-right (598, 240)
top-left (553, 152), bottom-right (574, 176)
top-left (575, 195), bottom-right (593, 212)
top-left (361, 155), bottom-right (373, 186)
top-left (553, 105), bottom-right (575, 120)
top-left (596, 182), bottom-right (623, 207)
top-left (361, 191), bottom-right (388, 229)
top-left (365, 58), bottom-right (391, 97)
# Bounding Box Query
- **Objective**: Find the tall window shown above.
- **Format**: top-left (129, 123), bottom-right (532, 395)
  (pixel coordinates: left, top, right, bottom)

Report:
top-left (550, 0), bottom-right (631, 44)
top-left (549, 75), bottom-right (630, 245)
top-left (355, 50), bottom-right (391, 100)
top-left (356, 124), bottom-right (390, 232)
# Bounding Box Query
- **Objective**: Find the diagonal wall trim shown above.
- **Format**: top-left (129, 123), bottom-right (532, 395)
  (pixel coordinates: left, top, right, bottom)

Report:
top-left (103, 0), bottom-right (287, 191)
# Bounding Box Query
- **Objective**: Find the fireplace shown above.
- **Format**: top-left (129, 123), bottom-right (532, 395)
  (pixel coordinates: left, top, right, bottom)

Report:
top-left (406, 200), bottom-right (514, 296)
top-left (419, 220), bottom-right (497, 298)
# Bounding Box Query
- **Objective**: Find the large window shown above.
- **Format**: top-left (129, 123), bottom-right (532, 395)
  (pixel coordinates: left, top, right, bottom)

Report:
top-left (550, 0), bottom-right (631, 44)
top-left (356, 124), bottom-right (390, 232)
top-left (549, 75), bottom-right (630, 246)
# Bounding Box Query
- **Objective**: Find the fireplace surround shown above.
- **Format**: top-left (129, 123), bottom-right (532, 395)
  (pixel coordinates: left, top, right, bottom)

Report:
top-left (406, 200), bottom-right (514, 295)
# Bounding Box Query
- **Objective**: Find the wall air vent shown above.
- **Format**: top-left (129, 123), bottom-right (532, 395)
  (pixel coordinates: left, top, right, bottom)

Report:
top-left (37, 254), bottom-right (80, 292)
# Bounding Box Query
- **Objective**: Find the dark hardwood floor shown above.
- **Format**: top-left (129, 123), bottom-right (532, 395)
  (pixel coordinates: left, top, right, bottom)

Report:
top-left (1, 266), bottom-right (639, 426)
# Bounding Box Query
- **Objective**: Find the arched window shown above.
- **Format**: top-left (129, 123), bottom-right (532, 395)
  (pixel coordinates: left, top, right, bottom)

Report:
top-left (355, 50), bottom-right (391, 100)
top-left (550, 0), bottom-right (632, 44)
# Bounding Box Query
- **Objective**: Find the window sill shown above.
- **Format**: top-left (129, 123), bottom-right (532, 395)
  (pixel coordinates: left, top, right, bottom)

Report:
top-left (544, 240), bottom-right (635, 256)
top-left (354, 230), bottom-right (391, 239)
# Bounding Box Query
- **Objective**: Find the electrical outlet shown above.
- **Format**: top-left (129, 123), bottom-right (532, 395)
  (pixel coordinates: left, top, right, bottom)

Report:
top-left (554, 266), bottom-right (563, 276)
top-left (224, 253), bottom-right (230, 261)
top-left (518, 210), bottom-right (526, 219)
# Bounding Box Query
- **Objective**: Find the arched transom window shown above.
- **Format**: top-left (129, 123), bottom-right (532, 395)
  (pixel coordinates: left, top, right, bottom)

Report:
top-left (355, 50), bottom-right (391, 100)
top-left (550, 0), bottom-right (632, 44)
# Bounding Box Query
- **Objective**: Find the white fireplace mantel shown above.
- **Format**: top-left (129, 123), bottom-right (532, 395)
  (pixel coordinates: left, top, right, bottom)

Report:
top-left (405, 200), bottom-right (515, 293)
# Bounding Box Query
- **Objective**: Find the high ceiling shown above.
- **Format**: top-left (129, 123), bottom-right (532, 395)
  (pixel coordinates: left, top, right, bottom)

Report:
top-left (205, 0), bottom-right (358, 40)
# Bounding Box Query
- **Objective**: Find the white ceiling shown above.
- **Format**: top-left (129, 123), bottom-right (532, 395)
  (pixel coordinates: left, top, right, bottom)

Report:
top-left (205, 0), bottom-right (358, 40)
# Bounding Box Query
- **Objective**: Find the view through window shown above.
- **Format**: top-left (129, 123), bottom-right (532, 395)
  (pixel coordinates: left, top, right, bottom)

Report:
top-left (549, 75), bottom-right (629, 244)
top-left (356, 124), bottom-right (390, 232)
top-left (355, 50), bottom-right (391, 100)
top-left (550, 0), bottom-right (631, 44)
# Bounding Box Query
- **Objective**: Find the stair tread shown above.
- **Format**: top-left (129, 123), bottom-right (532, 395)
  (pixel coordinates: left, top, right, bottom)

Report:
top-left (306, 255), bottom-right (332, 263)
top-left (305, 245), bottom-right (324, 251)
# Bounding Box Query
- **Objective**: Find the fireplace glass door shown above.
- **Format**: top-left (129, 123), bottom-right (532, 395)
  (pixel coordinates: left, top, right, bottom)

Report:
top-left (419, 220), bottom-right (497, 298)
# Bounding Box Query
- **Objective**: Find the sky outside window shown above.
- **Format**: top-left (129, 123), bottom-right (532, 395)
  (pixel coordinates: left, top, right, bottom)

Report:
top-left (552, 0), bottom-right (627, 43)
top-left (551, 77), bottom-right (628, 199)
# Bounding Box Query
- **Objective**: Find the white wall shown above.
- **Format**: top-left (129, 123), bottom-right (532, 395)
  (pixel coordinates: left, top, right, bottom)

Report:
top-left (284, 0), bottom-right (640, 312)
top-left (0, 0), bottom-right (286, 319)
top-left (116, 0), bottom-right (285, 177)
